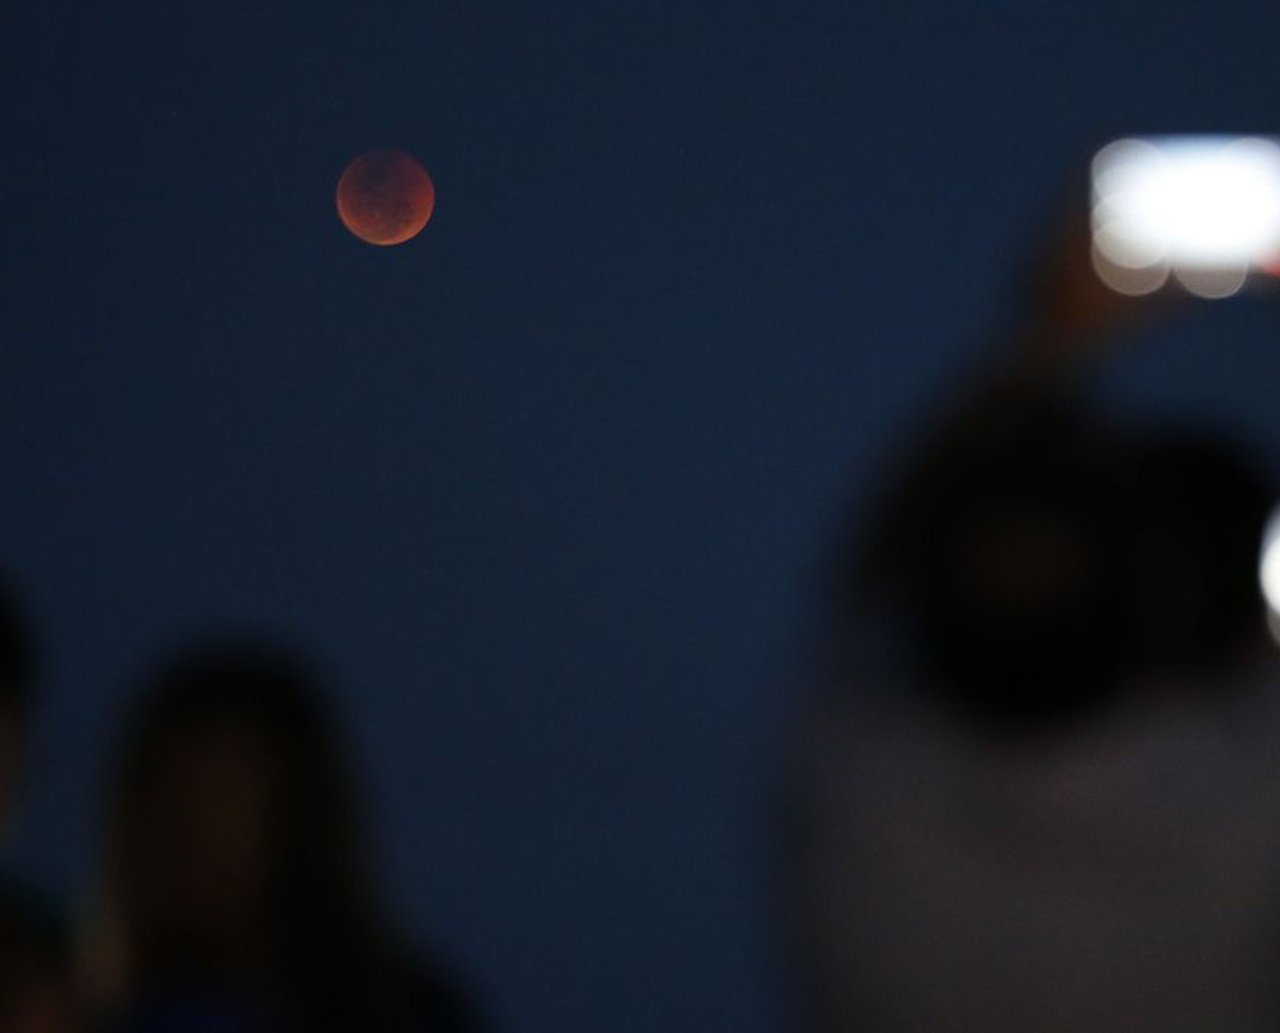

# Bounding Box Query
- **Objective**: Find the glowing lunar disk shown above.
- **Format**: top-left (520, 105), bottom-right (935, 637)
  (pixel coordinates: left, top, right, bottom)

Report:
top-left (336, 149), bottom-right (435, 246)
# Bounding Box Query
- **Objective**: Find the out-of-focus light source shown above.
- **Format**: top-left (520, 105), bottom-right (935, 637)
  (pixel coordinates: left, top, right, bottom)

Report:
top-left (1258, 506), bottom-right (1280, 620)
top-left (1175, 263), bottom-right (1251, 299)
top-left (1091, 136), bottom-right (1280, 298)
top-left (1091, 241), bottom-right (1168, 296)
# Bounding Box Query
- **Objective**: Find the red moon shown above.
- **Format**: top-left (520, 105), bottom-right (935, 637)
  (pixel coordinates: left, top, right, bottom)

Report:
top-left (336, 149), bottom-right (435, 246)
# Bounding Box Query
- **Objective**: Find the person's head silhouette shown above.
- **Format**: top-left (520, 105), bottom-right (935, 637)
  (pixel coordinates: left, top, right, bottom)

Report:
top-left (94, 635), bottom-right (480, 1033)
top-left (894, 411), bottom-right (1131, 729)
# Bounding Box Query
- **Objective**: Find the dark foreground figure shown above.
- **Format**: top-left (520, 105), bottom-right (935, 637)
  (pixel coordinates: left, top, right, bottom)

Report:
top-left (781, 215), bottom-right (1280, 1031)
top-left (0, 573), bottom-right (76, 1033)
top-left (87, 638), bottom-right (487, 1033)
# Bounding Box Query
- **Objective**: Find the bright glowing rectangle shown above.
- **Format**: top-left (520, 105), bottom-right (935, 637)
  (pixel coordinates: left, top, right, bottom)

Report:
top-left (1091, 135), bottom-right (1280, 297)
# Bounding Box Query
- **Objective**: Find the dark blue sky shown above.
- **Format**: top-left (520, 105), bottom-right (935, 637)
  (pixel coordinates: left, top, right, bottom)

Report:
top-left (3, 5), bottom-right (1280, 1031)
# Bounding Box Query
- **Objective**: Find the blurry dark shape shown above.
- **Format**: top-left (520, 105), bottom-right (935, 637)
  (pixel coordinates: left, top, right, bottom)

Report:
top-left (876, 403), bottom-right (1132, 728)
top-left (853, 417), bottom-right (1277, 731)
top-left (0, 570), bottom-right (75, 1033)
top-left (781, 190), bottom-right (1280, 1031)
top-left (0, 570), bottom-right (37, 833)
top-left (90, 636), bottom-right (486, 1033)
top-left (0, 884), bottom-right (76, 1033)
top-left (1123, 432), bottom-right (1275, 678)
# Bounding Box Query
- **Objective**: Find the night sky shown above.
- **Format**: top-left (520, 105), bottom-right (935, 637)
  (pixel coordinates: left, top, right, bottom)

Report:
top-left (4, 5), bottom-right (1280, 1031)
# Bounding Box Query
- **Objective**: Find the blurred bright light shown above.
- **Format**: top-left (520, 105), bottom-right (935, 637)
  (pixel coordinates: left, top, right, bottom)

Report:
top-left (1092, 136), bottom-right (1280, 295)
top-left (1175, 263), bottom-right (1250, 299)
top-left (1091, 242), bottom-right (1168, 295)
top-left (1258, 506), bottom-right (1280, 616)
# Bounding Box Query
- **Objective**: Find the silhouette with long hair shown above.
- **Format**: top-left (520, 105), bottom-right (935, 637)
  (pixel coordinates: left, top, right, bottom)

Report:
top-left (89, 637), bottom-right (485, 1033)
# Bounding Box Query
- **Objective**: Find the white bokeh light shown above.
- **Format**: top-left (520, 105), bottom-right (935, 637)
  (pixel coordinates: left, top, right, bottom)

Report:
top-left (1091, 242), bottom-right (1169, 295)
top-left (1175, 263), bottom-right (1250, 299)
top-left (1258, 506), bottom-right (1280, 619)
top-left (1092, 136), bottom-right (1280, 295)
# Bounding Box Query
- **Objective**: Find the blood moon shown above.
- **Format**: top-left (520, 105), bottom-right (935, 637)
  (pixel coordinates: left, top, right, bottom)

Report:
top-left (336, 149), bottom-right (435, 246)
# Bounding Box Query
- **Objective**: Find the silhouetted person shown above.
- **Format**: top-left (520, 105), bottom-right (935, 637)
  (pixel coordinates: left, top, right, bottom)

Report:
top-left (0, 581), bottom-right (36, 838)
top-left (0, 572), bottom-right (76, 1033)
top-left (87, 638), bottom-right (486, 1033)
top-left (781, 210), bottom-right (1280, 1031)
